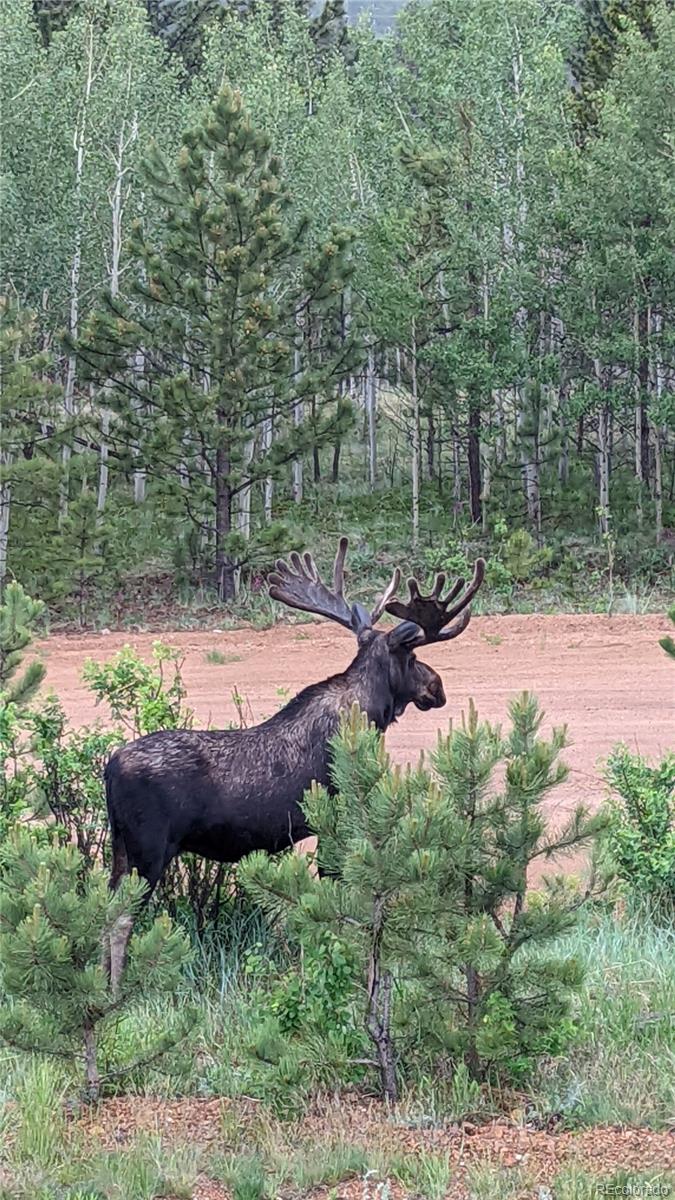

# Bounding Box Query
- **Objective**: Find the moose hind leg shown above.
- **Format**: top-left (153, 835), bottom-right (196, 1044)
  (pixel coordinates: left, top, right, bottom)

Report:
top-left (108, 842), bottom-right (175, 997)
top-left (109, 912), bottom-right (134, 998)
top-left (102, 829), bottom-right (129, 983)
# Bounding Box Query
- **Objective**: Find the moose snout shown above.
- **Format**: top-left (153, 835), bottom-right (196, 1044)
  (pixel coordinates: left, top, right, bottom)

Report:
top-left (415, 678), bottom-right (446, 710)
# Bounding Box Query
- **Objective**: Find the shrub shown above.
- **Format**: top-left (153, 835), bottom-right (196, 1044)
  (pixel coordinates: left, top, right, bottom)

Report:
top-left (0, 831), bottom-right (194, 1101)
top-left (240, 696), bottom-right (605, 1100)
top-left (27, 697), bottom-right (121, 872)
top-left (604, 745), bottom-right (675, 913)
top-left (0, 583), bottom-right (48, 845)
top-left (0, 581), bottom-right (45, 708)
top-left (82, 641), bottom-right (193, 736)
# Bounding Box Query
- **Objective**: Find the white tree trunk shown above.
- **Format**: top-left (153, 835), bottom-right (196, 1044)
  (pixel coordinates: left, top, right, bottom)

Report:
top-left (597, 401), bottom-right (610, 537)
top-left (653, 423), bottom-right (663, 543)
top-left (0, 475), bottom-right (10, 593)
top-left (366, 348), bottom-right (377, 489)
top-left (97, 409), bottom-right (109, 514)
top-left (62, 21), bottom-right (96, 520)
top-left (132, 347), bottom-right (146, 504)
top-left (410, 318), bottom-right (420, 550)
top-left (452, 434), bottom-right (462, 523)
top-left (292, 324), bottom-right (303, 504)
top-left (236, 425), bottom-right (255, 541)
top-left (261, 413), bottom-right (274, 522)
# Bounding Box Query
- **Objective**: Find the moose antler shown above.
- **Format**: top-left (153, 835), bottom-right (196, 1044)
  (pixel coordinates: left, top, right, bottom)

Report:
top-left (385, 558), bottom-right (485, 645)
top-left (268, 537), bottom-right (401, 637)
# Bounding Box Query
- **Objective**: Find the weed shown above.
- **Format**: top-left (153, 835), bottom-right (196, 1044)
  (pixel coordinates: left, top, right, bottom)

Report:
top-left (392, 1149), bottom-right (453, 1198)
top-left (205, 648), bottom-right (242, 665)
top-left (217, 1151), bottom-right (270, 1200)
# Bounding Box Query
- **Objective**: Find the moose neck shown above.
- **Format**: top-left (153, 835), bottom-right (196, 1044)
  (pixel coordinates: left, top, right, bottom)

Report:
top-left (263, 643), bottom-right (395, 743)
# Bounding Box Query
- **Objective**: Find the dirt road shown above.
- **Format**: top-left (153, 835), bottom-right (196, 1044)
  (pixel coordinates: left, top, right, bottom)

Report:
top-left (37, 613), bottom-right (672, 836)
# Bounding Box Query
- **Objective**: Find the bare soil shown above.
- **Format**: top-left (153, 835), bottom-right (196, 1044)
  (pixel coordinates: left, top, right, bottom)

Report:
top-left (38, 612), bottom-right (673, 831)
top-left (79, 1094), bottom-right (675, 1198)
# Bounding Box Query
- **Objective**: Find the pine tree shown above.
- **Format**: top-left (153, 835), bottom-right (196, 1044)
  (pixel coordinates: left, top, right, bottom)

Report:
top-left (0, 581), bottom-right (46, 709)
top-left (240, 696), bottom-right (606, 1099)
top-left (0, 296), bottom-right (62, 594)
top-left (0, 832), bottom-right (193, 1100)
top-left (410, 694), bottom-right (605, 1083)
top-left (570, 0), bottom-right (666, 130)
top-left (74, 85), bottom-right (357, 600)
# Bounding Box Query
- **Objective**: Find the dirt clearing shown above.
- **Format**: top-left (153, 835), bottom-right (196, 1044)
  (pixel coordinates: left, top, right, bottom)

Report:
top-left (37, 613), bottom-right (672, 828)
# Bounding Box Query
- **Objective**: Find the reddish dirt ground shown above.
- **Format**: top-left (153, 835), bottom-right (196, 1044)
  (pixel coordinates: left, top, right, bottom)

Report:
top-left (78, 1095), bottom-right (675, 1199)
top-left (38, 612), bottom-right (672, 836)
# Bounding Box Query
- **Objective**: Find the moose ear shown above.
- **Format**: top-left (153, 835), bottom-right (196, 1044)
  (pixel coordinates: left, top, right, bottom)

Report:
top-left (387, 620), bottom-right (423, 649)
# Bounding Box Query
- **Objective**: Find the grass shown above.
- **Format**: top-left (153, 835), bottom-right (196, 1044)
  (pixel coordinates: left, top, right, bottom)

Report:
top-left (1, 905), bottom-right (674, 1197)
top-left (204, 648), bottom-right (243, 665)
top-left (530, 909), bottom-right (675, 1128)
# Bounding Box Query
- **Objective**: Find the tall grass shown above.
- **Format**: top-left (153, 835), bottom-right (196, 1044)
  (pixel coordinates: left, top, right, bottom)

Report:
top-left (531, 908), bottom-right (675, 1127)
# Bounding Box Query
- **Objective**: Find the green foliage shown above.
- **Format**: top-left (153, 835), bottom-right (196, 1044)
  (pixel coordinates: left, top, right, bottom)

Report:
top-left (0, 580), bottom-right (47, 844)
top-left (604, 745), bottom-right (675, 911)
top-left (0, 581), bottom-right (45, 708)
top-left (234, 929), bottom-right (367, 1112)
top-left (74, 82), bottom-right (358, 600)
top-left (240, 696), bottom-right (605, 1099)
top-left (659, 605), bottom-right (675, 658)
top-left (0, 831), bottom-right (193, 1101)
top-left (27, 697), bottom-right (121, 872)
top-left (82, 641), bottom-right (193, 736)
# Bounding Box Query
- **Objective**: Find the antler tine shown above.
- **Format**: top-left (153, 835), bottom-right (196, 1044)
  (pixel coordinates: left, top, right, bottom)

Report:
top-left (384, 557), bottom-right (485, 645)
top-left (333, 536), bottom-right (348, 598)
top-left (437, 606), bottom-right (472, 642)
top-left (443, 558), bottom-right (485, 622)
top-left (370, 566), bottom-right (402, 625)
top-left (267, 537), bottom-right (358, 634)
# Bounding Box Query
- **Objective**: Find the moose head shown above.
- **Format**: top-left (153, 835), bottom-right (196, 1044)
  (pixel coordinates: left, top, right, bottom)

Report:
top-left (268, 538), bottom-right (485, 730)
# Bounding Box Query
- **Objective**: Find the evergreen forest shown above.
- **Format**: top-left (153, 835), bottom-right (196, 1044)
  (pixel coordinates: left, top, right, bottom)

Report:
top-left (2, 0), bottom-right (673, 624)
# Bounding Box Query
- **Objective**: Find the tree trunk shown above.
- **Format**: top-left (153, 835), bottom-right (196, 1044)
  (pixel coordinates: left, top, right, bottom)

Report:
top-left (597, 403), bottom-right (610, 537)
top-left (452, 434), bottom-right (462, 524)
top-left (653, 422), bottom-right (663, 543)
top-left (410, 318), bottom-right (420, 550)
top-left (366, 348), bottom-right (377, 490)
top-left (97, 409), bottom-right (109, 513)
top-left (518, 389), bottom-right (542, 546)
top-left (62, 21), bottom-right (96, 521)
top-left (215, 446), bottom-right (235, 602)
top-left (310, 396), bottom-right (320, 484)
top-left (0, 475), bottom-right (10, 594)
top-left (83, 1020), bottom-right (100, 1103)
top-left (426, 407), bottom-right (435, 482)
top-left (261, 413), bottom-right (274, 522)
top-left (236, 425), bottom-right (255, 542)
top-left (468, 401), bottom-right (482, 525)
top-left (366, 897), bottom-right (397, 1103)
top-left (637, 306), bottom-right (651, 488)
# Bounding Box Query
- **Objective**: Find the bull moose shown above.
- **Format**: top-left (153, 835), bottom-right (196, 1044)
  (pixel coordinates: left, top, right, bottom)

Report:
top-left (104, 538), bottom-right (485, 989)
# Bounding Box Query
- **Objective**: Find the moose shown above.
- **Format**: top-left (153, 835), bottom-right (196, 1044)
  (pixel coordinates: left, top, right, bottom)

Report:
top-left (103, 538), bottom-right (485, 989)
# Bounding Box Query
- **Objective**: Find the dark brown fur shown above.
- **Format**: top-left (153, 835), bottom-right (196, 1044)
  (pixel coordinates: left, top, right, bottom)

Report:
top-left (105, 629), bottom-right (444, 895)
top-left (103, 542), bottom-right (483, 990)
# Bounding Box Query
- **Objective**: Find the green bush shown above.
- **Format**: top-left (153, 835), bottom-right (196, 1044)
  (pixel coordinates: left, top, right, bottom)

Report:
top-left (240, 696), bottom-right (605, 1100)
top-left (604, 746), bottom-right (675, 913)
top-left (27, 697), bottom-right (121, 872)
top-left (82, 641), bottom-right (193, 737)
top-left (0, 831), bottom-right (194, 1101)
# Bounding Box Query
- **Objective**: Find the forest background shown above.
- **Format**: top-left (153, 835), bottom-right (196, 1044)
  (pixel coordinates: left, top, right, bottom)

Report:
top-left (1, 0), bottom-right (674, 624)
